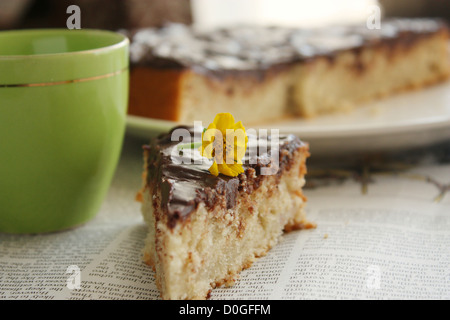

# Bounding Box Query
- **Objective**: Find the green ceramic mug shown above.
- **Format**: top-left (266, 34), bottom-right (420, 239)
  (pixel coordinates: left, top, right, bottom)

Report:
top-left (0, 29), bottom-right (129, 233)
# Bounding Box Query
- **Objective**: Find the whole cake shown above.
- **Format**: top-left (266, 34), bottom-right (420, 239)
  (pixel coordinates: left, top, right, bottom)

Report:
top-left (128, 18), bottom-right (450, 125)
top-left (139, 115), bottom-right (313, 299)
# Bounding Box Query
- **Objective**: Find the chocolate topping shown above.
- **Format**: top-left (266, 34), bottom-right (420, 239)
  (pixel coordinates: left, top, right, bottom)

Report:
top-left (145, 126), bottom-right (306, 228)
top-left (129, 18), bottom-right (448, 74)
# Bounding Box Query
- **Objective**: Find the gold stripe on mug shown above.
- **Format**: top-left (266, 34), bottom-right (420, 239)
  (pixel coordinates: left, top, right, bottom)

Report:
top-left (0, 67), bottom-right (128, 88)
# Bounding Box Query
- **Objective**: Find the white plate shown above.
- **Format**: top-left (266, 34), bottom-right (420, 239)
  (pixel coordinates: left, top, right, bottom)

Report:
top-left (126, 80), bottom-right (450, 158)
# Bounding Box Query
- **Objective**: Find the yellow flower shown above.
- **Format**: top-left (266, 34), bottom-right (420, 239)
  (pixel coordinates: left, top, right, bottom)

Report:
top-left (199, 113), bottom-right (248, 177)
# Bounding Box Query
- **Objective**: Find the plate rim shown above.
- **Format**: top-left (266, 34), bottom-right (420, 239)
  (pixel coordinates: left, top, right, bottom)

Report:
top-left (127, 112), bottom-right (450, 139)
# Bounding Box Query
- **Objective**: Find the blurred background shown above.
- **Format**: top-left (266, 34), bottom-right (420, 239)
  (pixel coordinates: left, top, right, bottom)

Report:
top-left (1, 0), bottom-right (449, 31)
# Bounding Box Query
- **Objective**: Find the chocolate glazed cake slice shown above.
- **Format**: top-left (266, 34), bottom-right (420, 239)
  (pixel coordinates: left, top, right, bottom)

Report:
top-left (128, 18), bottom-right (450, 124)
top-left (139, 126), bottom-right (314, 300)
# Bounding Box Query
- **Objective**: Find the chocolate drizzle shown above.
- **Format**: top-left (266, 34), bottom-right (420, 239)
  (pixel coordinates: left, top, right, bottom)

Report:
top-left (129, 18), bottom-right (448, 76)
top-left (145, 126), bottom-right (306, 228)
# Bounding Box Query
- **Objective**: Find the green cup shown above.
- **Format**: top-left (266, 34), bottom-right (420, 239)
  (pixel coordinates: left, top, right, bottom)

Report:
top-left (0, 29), bottom-right (129, 233)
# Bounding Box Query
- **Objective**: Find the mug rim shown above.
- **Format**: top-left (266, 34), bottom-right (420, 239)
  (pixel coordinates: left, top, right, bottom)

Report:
top-left (0, 28), bottom-right (129, 86)
top-left (0, 28), bottom-right (129, 60)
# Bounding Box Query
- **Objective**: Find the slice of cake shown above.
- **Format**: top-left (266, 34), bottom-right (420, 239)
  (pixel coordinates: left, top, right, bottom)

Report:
top-left (128, 18), bottom-right (449, 125)
top-left (139, 124), bottom-right (313, 300)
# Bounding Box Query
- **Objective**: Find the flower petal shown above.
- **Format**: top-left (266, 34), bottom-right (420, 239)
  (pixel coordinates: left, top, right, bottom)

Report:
top-left (233, 120), bottom-right (245, 131)
top-left (200, 123), bottom-right (220, 158)
top-left (208, 160), bottom-right (219, 176)
top-left (218, 163), bottom-right (243, 177)
top-left (213, 113), bottom-right (236, 136)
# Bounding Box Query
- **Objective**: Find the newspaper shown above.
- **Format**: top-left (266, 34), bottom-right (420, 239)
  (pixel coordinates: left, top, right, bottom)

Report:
top-left (1, 137), bottom-right (449, 300)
